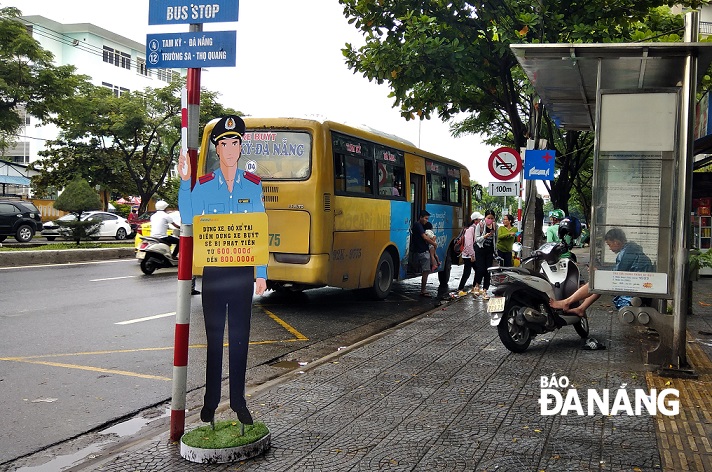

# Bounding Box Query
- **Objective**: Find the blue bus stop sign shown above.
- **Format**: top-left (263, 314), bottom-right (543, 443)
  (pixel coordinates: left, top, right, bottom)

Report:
top-left (149, 0), bottom-right (239, 25)
top-left (146, 31), bottom-right (236, 68)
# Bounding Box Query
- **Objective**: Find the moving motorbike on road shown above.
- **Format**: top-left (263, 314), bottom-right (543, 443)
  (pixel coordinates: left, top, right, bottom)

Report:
top-left (136, 236), bottom-right (178, 275)
top-left (487, 218), bottom-right (588, 352)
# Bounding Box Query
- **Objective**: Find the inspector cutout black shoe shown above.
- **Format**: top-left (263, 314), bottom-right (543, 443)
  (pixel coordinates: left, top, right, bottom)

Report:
top-left (233, 404), bottom-right (253, 425)
top-left (200, 406), bottom-right (215, 423)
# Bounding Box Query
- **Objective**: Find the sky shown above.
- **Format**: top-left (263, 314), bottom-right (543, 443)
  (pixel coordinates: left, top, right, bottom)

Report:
top-left (9, 0), bottom-right (498, 188)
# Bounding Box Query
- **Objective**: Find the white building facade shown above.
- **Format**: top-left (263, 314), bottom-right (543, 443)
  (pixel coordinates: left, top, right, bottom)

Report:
top-left (3, 15), bottom-right (181, 196)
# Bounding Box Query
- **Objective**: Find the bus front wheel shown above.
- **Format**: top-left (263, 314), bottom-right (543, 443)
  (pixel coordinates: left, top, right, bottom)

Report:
top-left (371, 252), bottom-right (394, 300)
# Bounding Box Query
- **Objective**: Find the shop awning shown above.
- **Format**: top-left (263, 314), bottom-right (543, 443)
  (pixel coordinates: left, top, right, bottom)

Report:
top-left (0, 175), bottom-right (31, 185)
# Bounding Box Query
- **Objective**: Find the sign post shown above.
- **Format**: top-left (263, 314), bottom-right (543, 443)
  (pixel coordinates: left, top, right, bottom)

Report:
top-left (147, 0), bottom-right (240, 442)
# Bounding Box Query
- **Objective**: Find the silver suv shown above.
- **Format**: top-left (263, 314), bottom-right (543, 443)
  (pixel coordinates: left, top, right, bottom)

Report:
top-left (0, 200), bottom-right (43, 242)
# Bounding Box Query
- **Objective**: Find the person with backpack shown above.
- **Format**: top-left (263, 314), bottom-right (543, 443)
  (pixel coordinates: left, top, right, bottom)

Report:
top-left (473, 209), bottom-right (498, 299)
top-left (456, 212), bottom-right (482, 295)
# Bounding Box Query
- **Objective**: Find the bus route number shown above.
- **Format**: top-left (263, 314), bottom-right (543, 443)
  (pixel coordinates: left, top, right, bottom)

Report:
top-left (269, 233), bottom-right (281, 246)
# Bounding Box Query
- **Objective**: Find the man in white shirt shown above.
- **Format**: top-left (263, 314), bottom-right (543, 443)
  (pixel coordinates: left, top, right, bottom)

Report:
top-left (150, 200), bottom-right (179, 257)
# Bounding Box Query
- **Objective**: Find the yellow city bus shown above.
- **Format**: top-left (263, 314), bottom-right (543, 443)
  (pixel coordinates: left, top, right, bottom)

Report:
top-left (195, 117), bottom-right (471, 298)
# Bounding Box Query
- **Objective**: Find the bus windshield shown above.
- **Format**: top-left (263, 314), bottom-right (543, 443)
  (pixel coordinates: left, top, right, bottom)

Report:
top-left (204, 130), bottom-right (312, 180)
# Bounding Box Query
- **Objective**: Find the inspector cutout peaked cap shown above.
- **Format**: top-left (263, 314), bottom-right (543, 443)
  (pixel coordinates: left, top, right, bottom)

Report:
top-left (210, 115), bottom-right (246, 144)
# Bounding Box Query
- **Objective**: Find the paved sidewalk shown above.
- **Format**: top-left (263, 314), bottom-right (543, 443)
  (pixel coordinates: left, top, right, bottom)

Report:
top-left (47, 278), bottom-right (712, 472)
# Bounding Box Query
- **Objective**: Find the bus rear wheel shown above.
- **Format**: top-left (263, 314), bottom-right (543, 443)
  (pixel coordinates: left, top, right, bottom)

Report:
top-left (371, 252), bottom-right (394, 300)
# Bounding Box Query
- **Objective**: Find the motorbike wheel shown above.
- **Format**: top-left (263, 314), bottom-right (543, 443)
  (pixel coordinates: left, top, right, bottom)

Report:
top-left (140, 258), bottom-right (157, 275)
top-left (573, 316), bottom-right (590, 338)
top-left (497, 304), bottom-right (531, 353)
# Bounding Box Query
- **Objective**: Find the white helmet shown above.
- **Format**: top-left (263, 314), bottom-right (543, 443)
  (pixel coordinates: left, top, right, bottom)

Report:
top-left (155, 200), bottom-right (169, 211)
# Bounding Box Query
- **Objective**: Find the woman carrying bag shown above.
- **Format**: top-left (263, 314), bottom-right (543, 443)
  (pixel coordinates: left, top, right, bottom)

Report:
top-left (456, 212), bottom-right (482, 295)
top-left (473, 209), bottom-right (498, 300)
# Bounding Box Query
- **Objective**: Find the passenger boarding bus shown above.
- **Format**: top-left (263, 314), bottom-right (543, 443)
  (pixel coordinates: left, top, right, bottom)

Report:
top-left (195, 117), bottom-right (471, 298)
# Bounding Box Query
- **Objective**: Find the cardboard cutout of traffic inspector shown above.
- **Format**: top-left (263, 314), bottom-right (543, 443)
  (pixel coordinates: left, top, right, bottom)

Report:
top-left (178, 115), bottom-right (268, 426)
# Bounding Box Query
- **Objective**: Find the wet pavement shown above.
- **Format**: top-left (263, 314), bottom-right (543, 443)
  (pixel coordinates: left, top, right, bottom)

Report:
top-left (7, 271), bottom-right (709, 472)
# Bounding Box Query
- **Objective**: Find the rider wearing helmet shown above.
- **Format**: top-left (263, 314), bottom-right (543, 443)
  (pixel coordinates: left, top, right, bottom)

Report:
top-left (546, 209), bottom-right (573, 259)
top-left (546, 209), bottom-right (565, 242)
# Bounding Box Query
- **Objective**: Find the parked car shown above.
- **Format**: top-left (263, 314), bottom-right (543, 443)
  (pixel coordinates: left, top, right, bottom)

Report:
top-left (42, 211), bottom-right (131, 241)
top-left (0, 199), bottom-right (43, 242)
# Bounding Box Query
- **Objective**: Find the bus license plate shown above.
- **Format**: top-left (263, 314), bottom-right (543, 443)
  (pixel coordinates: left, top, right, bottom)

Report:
top-left (487, 297), bottom-right (505, 313)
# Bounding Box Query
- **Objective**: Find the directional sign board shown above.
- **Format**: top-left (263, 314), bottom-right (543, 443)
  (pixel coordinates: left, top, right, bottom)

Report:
top-left (146, 31), bottom-right (236, 68)
top-left (524, 149), bottom-right (556, 180)
top-left (488, 147), bottom-right (522, 181)
top-left (149, 0), bottom-right (239, 25)
top-left (488, 181), bottom-right (521, 197)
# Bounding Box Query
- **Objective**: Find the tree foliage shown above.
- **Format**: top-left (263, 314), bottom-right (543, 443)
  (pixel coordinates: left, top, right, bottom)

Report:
top-left (0, 7), bottom-right (88, 153)
top-left (53, 178), bottom-right (102, 244)
top-left (339, 0), bottom-right (708, 216)
top-left (30, 79), bottom-right (239, 213)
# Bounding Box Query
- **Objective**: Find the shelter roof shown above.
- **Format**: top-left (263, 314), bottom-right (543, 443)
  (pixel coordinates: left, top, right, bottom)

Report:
top-left (511, 42), bottom-right (712, 131)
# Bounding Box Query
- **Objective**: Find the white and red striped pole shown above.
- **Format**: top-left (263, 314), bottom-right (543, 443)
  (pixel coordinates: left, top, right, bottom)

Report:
top-left (170, 62), bottom-right (201, 442)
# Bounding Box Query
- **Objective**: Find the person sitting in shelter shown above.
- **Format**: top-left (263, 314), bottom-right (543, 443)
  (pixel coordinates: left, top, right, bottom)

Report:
top-left (550, 227), bottom-right (653, 316)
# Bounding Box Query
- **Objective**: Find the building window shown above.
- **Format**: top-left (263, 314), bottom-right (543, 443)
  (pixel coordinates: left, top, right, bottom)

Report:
top-left (102, 82), bottom-right (130, 97)
top-left (12, 155), bottom-right (29, 164)
top-left (103, 46), bottom-right (131, 70)
top-left (120, 52), bottom-right (131, 70)
top-left (136, 58), bottom-right (151, 77)
top-left (156, 69), bottom-right (176, 83)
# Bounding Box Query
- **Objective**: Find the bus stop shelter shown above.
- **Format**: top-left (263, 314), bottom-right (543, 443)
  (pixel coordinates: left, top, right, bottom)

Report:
top-left (511, 25), bottom-right (712, 374)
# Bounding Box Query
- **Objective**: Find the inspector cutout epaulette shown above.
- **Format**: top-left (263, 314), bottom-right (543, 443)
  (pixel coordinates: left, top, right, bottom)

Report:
top-left (198, 173), bottom-right (215, 185)
top-left (244, 172), bottom-right (261, 185)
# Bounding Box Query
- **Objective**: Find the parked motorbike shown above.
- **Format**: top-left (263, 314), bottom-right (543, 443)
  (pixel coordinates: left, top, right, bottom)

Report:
top-left (136, 236), bottom-right (178, 275)
top-left (486, 218), bottom-right (588, 353)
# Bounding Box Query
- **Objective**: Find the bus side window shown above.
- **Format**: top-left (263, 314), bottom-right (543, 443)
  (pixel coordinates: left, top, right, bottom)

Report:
top-left (364, 159), bottom-right (374, 195)
top-left (334, 153), bottom-right (346, 192)
top-left (449, 178), bottom-right (461, 203)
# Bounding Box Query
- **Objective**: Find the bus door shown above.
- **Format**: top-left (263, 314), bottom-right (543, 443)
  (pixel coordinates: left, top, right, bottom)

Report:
top-left (406, 172), bottom-right (425, 275)
top-left (410, 173), bottom-right (424, 224)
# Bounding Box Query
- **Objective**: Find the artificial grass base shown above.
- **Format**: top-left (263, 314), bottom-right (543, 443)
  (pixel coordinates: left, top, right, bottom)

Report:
top-left (180, 421), bottom-right (270, 464)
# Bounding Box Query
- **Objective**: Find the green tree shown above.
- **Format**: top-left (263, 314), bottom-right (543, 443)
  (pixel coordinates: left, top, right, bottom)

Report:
top-left (53, 178), bottom-right (102, 245)
top-left (339, 1), bottom-right (705, 215)
top-left (0, 7), bottom-right (88, 153)
top-left (31, 79), bottom-right (238, 213)
top-left (471, 180), bottom-right (500, 215)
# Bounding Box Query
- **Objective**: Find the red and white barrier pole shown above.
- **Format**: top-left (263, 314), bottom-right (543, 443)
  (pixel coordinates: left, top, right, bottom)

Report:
top-left (170, 62), bottom-right (201, 442)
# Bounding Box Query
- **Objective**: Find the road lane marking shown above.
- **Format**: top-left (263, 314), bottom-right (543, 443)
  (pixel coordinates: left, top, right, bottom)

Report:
top-left (259, 307), bottom-right (309, 341)
top-left (0, 259), bottom-right (130, 270)
top-left (92, 275), bottom-right (138, 282)
top-left (0, 309), bottom-right (309, 378)
top-left (7, 358), bottom-right (171, 381)
top-left (115, 312), bottom-right (176, 325)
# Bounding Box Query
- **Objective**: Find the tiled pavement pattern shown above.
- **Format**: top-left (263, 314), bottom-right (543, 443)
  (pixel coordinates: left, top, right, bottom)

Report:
top-left (82, 277), bottom-right (712, 472)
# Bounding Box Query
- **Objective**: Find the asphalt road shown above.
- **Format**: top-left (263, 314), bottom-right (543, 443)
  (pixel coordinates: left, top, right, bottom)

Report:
top-left (0, 258), bottom-right (447, 465)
